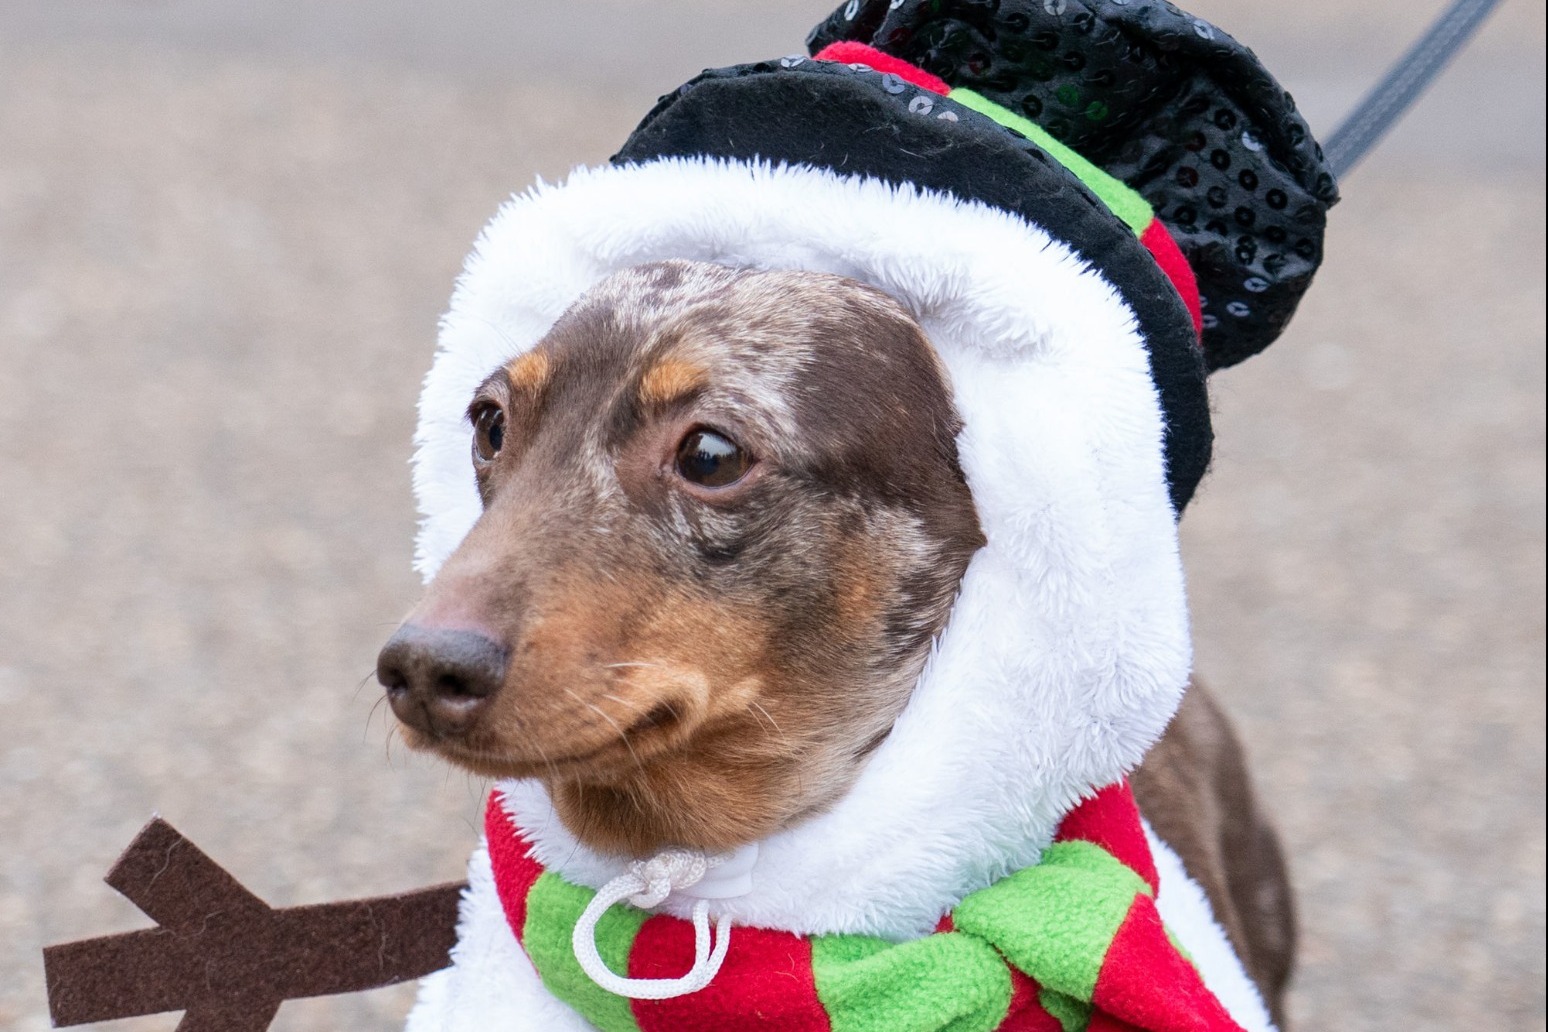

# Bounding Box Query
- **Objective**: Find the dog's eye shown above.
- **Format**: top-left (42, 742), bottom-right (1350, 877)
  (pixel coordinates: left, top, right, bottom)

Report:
top-left (472, 405), bottom-right (505, 463)
top-left (675, 429), bottom-right (751, 488)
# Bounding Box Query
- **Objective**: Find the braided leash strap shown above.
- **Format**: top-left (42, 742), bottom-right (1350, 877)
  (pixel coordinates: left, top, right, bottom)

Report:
top-left (1324, 0), bottom-right (1505, 176)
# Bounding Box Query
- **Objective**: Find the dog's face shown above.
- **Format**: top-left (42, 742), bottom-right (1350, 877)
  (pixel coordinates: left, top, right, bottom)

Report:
top-left (379, 260), bottom-right (982, 855)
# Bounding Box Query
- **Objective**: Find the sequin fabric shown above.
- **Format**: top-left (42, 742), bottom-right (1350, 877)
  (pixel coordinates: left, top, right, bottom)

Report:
top-left (809, 0), bottom-right (1339, 369)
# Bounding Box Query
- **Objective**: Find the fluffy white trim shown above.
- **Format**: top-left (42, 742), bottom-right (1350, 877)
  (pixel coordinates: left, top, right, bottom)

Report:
top-left (413, 158), bottom-right (1190, 938)
top-left (1147, 824), bottom-right (1279, 1032)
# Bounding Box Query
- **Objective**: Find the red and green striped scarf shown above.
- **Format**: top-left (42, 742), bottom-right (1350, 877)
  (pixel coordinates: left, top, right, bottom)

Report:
top-left (486, 780), bottom-right (1246, 1032)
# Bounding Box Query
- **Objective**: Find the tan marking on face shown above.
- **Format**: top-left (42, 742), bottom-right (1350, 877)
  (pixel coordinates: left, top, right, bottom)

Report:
top-left (434, 569), bottom-right (775, 760)
top-left (638, 358), bottom-right (708, 408)
top-left (834, 544), bottom-right (885, 640)
top-left (506, 350), bottom-right (551, 394)
top-left (529, 578), bottom-right (877, 854)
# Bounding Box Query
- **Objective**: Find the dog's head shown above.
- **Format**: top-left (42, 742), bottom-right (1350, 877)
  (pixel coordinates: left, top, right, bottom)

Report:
top-left (379, 260), bottom-right (982, 855)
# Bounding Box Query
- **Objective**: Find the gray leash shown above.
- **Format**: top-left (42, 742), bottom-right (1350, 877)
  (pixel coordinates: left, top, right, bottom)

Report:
top-left (1324, 0), bottom-right (1506, 178)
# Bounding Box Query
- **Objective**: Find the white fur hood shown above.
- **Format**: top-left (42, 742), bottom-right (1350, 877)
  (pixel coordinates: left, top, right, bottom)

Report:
top-left (412, 156), bottom-right (1192, 940)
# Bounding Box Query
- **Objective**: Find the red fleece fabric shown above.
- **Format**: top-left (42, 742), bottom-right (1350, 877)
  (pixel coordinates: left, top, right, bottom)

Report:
top-left (1088, 1014), bottom-right (1149, 1032)
top-left (999, 969), bottom-right (1065, 1032)
top-left (1140, 220), bottom-right (1204, 340)
top-left (1095, 896), bottom-right (1240, 1032)
top-left (813, 41), bottom-right (951, 94)
top-left (630, 919), bottom-right (828, 1032)
top-left (485, 793), bottom-right (543, 935)
top-left (1055, 780), bottom-right (1160, 895)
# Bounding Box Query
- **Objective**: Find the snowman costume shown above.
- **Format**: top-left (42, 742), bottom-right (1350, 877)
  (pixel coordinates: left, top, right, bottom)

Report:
top-left (402, 2), bottom-right (1336, 1029)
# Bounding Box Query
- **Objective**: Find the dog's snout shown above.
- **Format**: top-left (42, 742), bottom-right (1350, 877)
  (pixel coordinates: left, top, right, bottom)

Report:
top-left (377, 625), bottom-right (508, 737)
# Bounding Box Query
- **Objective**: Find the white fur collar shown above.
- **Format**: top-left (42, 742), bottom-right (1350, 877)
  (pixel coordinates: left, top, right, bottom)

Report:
top-left (412, 158), bottom-right (1191, 940)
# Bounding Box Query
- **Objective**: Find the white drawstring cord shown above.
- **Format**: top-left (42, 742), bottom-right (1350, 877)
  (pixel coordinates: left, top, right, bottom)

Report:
top-left (571, 849), bottom-right (733, 1000)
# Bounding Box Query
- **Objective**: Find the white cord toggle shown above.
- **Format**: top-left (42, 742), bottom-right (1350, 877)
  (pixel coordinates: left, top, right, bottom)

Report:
top-left (571, 849), bottom-right (734, 1000)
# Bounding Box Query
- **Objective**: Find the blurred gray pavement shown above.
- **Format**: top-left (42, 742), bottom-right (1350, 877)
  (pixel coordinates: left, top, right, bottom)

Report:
top-left (1, 2), bottom-right (1543, 1030)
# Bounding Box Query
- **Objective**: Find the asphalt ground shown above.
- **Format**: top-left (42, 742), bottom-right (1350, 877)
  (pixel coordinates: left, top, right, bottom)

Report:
top-left (1, 2), bottom-right (1543, 1030)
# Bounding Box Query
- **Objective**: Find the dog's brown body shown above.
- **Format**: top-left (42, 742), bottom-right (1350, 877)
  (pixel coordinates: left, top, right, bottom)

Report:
top-left (379, 260), bottom-right (1295, 1023)
top-left (1137, 686), bottom-right (1295, 1025)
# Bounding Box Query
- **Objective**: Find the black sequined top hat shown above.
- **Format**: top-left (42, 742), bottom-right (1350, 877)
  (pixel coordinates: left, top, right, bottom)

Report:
top-left (809, 0), bottom-right (1342, 371)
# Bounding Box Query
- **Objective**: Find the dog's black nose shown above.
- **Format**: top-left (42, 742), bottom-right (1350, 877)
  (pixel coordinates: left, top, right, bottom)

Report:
top-left (377, 625), bottom-right (508, 738)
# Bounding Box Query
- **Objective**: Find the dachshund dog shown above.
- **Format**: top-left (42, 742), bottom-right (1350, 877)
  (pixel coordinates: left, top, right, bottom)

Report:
top-left (378, 260), bottom-right (1295, 1025)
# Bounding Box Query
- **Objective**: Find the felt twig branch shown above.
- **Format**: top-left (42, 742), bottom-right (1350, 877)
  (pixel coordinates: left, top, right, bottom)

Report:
top-left (43, 817), bottom-right (465, 1031)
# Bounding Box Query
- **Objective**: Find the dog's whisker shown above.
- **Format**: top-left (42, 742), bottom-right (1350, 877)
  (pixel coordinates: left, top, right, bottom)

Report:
top-left (599, 692), bottom-right (640, 709)
top-left (560, 687), bottom-right (645, 773)
top-left (532, 737), bottom-right (564, 787)
top-left (599, 692), bottom-right (662, 717)
top-left (364, 693), bottom-right (390, 742)
top-left (467, 773), bottom-right (491, 806)
top-left (750, 701), bottom-right (784, 735)
top-left (353, 669), bottom-right (379, 700)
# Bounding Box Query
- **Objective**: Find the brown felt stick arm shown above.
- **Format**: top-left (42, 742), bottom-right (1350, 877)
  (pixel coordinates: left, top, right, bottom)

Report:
top-left (174, 1000), bottom-right (283, 1032)
top-left (104, 818), bottom-right (270, 927)
top-left (45, 929), bottom-right (205, 1027)
top-left (266, 885), bottom-right (466, 998)
top-left (44, 817), bottom-right (467, 1030)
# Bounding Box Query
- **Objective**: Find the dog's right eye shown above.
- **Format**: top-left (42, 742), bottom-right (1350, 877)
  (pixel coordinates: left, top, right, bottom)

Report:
top-left (675, 429), bottom-right (751, 488)
top-left (472, 405), bottom-right (505, 464)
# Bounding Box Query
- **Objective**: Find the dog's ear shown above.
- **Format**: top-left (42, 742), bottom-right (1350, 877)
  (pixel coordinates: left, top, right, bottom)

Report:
top-left (43, 818), bottom-right (463, 1031)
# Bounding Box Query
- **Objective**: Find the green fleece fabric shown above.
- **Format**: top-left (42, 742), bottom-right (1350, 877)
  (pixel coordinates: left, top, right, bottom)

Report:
top-left (951, 88), bottom-right (1155, 236)
top-left (812, 930), bottom-right (1014, 1032)
top-left (807, 841), bottom-right (1148, 1032)
top-left (523, 871), bottom-right (649, 1032)
top-left (1038, 988), bottom-right (1094, 1032)
top-left (952, 841), bottom-right (1149, 1003)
